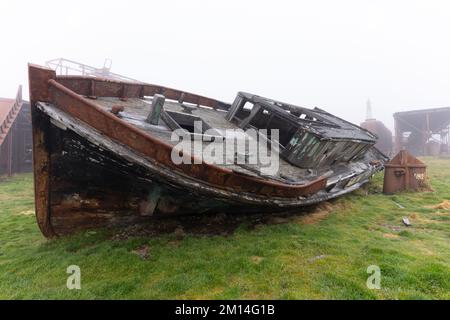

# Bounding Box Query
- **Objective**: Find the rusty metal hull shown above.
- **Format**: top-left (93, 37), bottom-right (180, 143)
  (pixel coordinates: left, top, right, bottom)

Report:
top-left (28, 64), bottom-right (387, 237)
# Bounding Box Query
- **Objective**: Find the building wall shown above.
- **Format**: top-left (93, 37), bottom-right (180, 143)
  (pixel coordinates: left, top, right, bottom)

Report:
top-left (0, 102), bottom-right (32, 176)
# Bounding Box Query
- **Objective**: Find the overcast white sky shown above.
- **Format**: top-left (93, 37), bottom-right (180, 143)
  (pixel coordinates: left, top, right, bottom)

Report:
top-left (1, 0), bottom-right (450, 130)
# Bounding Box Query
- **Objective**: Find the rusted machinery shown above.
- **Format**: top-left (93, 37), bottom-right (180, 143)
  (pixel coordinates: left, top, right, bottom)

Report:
top-left (0, 86), bottom-right (32, 176)
top-left (394, 107), bottom-right (450, 156)
top-left (383, 150), bottom-right (427, 194)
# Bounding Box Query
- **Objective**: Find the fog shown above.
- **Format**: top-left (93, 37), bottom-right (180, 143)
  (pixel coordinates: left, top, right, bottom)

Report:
top-left (1, 0), bottom-right (450, 130)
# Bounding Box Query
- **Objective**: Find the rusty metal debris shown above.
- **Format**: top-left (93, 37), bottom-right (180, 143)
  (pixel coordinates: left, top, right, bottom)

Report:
top-left (383, 150), bottom-right (427, 194)
top-left (0, 86), bottom-right (32, 176)
top-left (402, 217), bottom-right (411, 227)
top-left (28, 64), bottom-right (388, 238)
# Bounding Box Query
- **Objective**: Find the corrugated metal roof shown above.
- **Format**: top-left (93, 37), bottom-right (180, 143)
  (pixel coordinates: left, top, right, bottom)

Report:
top-left (393, 107), bottom-right (450, 132)
top-left (394, 106), bottom-right (450, 117)
top-left (0, 98), bottom-right (16, 124)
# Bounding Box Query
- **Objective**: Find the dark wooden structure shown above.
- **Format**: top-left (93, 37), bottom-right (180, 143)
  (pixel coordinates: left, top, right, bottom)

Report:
top-left (0, 86), bottom-right (32, 176)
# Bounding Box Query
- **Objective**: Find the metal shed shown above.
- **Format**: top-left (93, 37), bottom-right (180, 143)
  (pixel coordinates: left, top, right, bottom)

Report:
top-left (394, 107), bottom-right (450, 156)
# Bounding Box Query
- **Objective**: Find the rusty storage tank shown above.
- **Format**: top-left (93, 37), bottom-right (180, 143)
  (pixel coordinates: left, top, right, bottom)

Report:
top-left (383, 150), bottom-right (427, 194)
top-left (360, 100), bottom-right (393, 156)
top-left (361, 119), bottom-right (393, 156)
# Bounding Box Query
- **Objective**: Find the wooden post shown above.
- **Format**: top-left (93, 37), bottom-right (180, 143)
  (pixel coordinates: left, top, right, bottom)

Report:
top-left (28, 64), bottom-right (57, 238)
top-left (425, 112), bottom-right (430, 155)
top-left (239, 104), bottom-right (262, 129)
top-left (7, 130), bottom-right (12, 177)
top-left (394, 116), bottom-right (402, 153)
top-left (146, 94), bottom-right (165, 125)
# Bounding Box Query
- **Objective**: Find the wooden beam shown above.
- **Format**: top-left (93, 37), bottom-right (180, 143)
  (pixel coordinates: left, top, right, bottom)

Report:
top-left (239, 104), bottom-right (262, 129)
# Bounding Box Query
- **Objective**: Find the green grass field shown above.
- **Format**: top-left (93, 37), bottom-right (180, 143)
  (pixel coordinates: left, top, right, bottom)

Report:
top-left (0, 158), bottom-right (449, 299)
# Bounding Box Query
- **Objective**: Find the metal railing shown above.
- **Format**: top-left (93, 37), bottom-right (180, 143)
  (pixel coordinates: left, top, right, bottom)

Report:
top-left (46, 58), bottom-right (141, 83)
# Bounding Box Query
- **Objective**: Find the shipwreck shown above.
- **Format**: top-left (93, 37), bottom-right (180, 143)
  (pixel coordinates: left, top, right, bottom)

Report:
top-left (28, 64), bottom-right (387, 237)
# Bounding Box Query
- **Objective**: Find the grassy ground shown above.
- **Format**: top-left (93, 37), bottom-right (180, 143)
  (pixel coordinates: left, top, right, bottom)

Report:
top-left (0, 158), bottom-right (449, 299)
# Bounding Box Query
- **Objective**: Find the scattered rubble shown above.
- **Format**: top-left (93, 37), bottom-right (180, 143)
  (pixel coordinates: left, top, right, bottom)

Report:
top-left (132, 245), bottom-right (150, 260)
top-left (393, 201), bottom-right (405, 209)
top-left (308, 254), bottom-right (327, 263)
top-left (402, 217), bottom-right (412, 227)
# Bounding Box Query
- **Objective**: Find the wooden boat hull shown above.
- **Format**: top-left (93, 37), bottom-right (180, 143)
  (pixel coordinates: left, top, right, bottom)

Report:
top-left (28, 64), bottom-right (386, 237)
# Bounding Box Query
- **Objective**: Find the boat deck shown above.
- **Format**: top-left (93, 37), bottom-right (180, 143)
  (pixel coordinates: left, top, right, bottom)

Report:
top-left (93, 97), bottom-right (369, 186)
